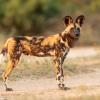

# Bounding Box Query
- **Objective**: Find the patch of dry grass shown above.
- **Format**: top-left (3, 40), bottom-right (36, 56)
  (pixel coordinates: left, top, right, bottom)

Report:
top-left (0, 52), bottom-right (100, 81)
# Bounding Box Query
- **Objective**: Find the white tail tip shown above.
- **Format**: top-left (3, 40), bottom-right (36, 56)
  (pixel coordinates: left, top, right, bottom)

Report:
top-left (0, 54), bottom-right (5, 65)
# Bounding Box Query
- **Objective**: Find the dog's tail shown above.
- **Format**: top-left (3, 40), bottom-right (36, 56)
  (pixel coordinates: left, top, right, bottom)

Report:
top-left (0, 39), bottom-right (9, 66)
top-left (0, 48), bottom-right (7, 66)
top-left (0, 38), bottom-right (14, 66)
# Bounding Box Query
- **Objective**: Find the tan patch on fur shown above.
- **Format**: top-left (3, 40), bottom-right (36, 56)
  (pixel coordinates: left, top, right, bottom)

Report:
top-left (24, 36), bottom-right (33, 40)
top-left (75, 23), bottom-right (81, 29)
top-left (20, 40), bottom-right (32, 53)
top-left (41, 34), bottom-right (60, 46)
top-left (64, 24), bottom-right (74, 33)
top-left (5, 38), bottom-right (16, 56)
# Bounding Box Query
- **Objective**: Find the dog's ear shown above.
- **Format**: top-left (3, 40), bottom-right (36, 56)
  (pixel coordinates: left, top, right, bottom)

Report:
top-left (64, 16), bottom-right (73, 26)
top-left (76, 15), bottom-right (85, 27)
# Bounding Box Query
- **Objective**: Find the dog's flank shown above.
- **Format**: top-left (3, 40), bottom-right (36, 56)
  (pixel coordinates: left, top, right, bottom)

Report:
top-left (0, 15), bottom-right (85, 91)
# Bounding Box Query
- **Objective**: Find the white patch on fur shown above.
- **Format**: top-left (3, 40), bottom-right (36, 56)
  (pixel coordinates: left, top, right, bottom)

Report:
top-left (0, 54), bottom-right (6, 65)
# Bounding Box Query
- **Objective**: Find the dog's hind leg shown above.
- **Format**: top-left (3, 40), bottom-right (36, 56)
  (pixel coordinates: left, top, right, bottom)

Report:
top-left (2, 57), bottom-right (20, 91)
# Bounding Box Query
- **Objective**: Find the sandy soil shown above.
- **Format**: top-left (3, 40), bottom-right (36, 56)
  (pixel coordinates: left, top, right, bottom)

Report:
top-left (0, 47), bottom-right (100, 100)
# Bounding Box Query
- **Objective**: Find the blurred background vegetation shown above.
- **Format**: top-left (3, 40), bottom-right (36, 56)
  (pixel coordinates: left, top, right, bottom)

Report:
top-left (0, 0), bottom-right (100, 45)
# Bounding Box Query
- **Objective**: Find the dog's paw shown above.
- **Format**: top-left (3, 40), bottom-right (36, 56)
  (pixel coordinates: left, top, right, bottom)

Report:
top-left (6, 87), bottom-right (13, 91)
top-left (58, 84), bottom-right (70, 90)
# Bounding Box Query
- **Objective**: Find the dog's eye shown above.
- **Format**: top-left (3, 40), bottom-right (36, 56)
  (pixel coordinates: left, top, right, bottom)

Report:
top-left (71, 28), bottom-right (74, 31)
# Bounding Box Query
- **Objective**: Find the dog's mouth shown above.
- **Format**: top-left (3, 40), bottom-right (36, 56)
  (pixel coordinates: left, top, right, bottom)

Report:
top-left (74, 32), bottom-right (80, 39)
top-left (75, 33), bottom-right (80, 38)
top-left (70, 32), bottom-right (80, 39)
top-left (69, 33), bottom-right (79, 40)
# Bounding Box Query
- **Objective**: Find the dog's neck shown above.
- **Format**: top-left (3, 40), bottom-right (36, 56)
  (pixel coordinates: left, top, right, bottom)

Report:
top-left (60, 29), bottom-right (78, 48)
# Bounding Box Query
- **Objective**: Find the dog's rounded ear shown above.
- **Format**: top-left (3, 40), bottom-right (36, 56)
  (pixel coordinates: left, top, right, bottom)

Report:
top-left (76, 15), bottom-right (85, 27)
top-left (64, 16), bottom-right (73, 26)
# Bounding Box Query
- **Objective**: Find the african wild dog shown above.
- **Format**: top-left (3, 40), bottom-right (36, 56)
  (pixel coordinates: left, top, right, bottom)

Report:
top-left (0, 15), bottom-right (85, 91)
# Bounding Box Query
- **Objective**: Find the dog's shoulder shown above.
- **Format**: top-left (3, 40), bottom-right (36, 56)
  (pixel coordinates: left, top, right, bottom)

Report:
top-left (41, 34), bottom-right (61, 46)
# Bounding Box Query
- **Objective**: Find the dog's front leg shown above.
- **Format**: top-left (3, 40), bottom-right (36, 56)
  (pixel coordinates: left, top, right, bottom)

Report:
top-left (61, 48), bottom-right (69, 64)
top-left (53, 57), bottom-right (66, 90)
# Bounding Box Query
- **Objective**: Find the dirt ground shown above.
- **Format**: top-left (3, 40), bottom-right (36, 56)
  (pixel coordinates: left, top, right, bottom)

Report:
top-left (0, 47), bottom-right (100, 100)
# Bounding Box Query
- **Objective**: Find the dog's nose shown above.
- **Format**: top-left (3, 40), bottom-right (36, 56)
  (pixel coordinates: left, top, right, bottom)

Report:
top-left (75, 33), bottom-right (79, 36)
top-left (75, 29), bottom-right (80, 36)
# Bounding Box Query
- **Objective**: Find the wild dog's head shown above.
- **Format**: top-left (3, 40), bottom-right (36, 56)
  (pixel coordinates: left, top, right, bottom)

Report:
top-left (63, 15), bottom-right (85, 38)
